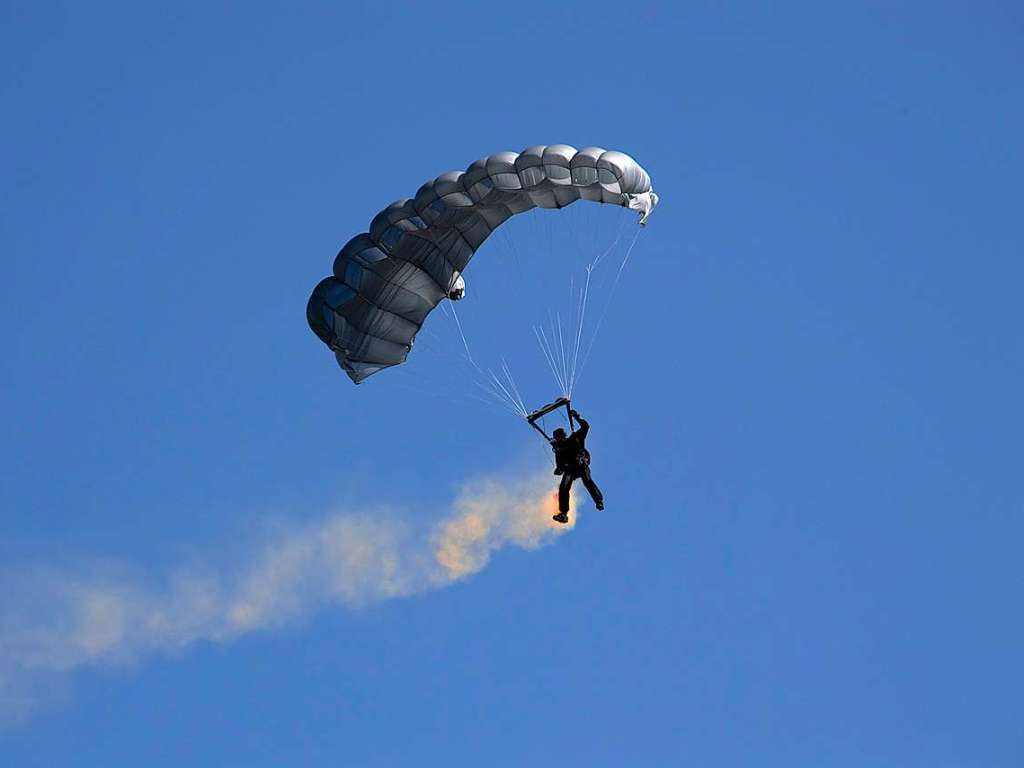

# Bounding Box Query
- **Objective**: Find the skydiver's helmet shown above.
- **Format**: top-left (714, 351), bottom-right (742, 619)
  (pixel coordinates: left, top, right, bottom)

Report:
top-left (553, 428), bottom-right (567, 441)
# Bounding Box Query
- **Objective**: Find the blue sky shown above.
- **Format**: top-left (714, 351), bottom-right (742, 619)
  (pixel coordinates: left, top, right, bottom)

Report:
top-left (2, 2), bottom-right (1022, 765)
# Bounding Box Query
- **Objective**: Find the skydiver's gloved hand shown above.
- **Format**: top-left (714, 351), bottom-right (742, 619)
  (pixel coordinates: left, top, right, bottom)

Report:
top-left (570, 409), bottom-right (580, 419)
top-left (553, 467), bottom-right (563, 475)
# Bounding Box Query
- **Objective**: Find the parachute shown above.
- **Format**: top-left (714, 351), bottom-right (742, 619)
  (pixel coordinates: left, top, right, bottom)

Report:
top-left (307, 145), bottom-right (658, 384)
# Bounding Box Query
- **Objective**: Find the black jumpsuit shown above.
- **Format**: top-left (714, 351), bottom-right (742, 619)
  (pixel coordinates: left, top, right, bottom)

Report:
top-left (551, 417), bottom-right (604, 513)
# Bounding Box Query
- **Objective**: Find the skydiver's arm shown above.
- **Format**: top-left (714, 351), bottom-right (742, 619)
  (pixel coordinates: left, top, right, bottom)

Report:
top-left (573, 412), bottom-right (590, 439)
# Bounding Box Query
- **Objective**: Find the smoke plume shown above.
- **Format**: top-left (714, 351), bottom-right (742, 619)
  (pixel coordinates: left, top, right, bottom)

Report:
top-left (0, 470), bottom-right (579, 721)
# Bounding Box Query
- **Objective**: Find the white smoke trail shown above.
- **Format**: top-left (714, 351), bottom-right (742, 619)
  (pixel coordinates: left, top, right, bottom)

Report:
top-left (0, 469), bottom-right (581, 722)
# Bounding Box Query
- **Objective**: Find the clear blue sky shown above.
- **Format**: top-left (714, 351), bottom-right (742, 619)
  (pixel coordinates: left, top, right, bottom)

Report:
top-left (2, 2), bottom-right (1022, 765)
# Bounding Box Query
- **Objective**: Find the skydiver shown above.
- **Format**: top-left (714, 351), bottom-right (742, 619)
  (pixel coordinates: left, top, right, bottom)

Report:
top-left (549, 408), bottom-right (604, 524)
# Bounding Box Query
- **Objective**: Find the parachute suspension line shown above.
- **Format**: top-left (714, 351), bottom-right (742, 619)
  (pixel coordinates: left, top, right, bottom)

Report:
top-left (471, 377), bottom-right (525, 419)
top-left (415, 326), bottom-right (479, 371)
top-left (423, 201), bottom-right (643, 418)
top-left (480, 359), bottom-right (526, 420)
top-left (490, 360), bottom-right (529, 420)
top-left (577, 227), bottom-right (643, 379)
top-left (534, 323), bottom-right (569, 398)
top-left (500, 357), bottom-right (529, 417)
top-left (610, 227), bottom-right (644, 294)
top-left (542, 313), bottom-right (566, 395)
top-left (480, 360), bottom-right (529, 420)
top-left (535, 211), bottom-right (628, 399)
top-left (555, 312), bottom-right (569, 395)
top-left (383, 374), bottom-right (506, 416)
top-left (466, 391), bottom-right (521, 415)
top-left (439, 300), bottom-right (526, 419)
top-left (533, 325), bottom-right (568, 398)
top-left (500, 221), bottom-right (527, 285)
top-left (530, 211), bottom-right (629, 400)
top-left (402, 334), bottom-right (508, 413)
top-left (537, 413), bottom-right (558, 466)
top-left (384, 332), bottom-right (512, 415)
top-left (476, 366), bottom-right (528, 420)
top-left (442, 299), bottom-right (476, 367)
top-left (588, 213), bottom-right (630, 271)
top-left (567, 263), bottom-right (593, 398)
top-left (552, 311), bottom-right (569, 397)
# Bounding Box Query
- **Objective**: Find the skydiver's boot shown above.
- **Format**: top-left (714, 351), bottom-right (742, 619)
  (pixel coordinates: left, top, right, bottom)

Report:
top-left (555, 476), bottom-right (572, 524)
top-left (595, 501), bottom-right (604, 511)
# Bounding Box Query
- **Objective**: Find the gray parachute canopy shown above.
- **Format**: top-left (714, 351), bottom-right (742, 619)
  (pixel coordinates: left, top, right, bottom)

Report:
top-left (307, 145), bottom-right (657, 383)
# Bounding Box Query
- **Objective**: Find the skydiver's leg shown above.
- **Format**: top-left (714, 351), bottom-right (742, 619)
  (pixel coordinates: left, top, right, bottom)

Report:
top-left (579, 466), bottom-right (604, 510)
top-left (558, 473), bottom-right (574, 513)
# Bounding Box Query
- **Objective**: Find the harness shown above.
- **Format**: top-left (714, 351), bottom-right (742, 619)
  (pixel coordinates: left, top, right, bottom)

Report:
top-left (526, 397), bottom-right (589, 473)
top-left (553, 436), bottom-right (590, 473)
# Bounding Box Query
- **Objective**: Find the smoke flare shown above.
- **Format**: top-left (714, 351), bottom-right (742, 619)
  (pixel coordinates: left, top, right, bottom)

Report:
top-left (0, 470), bottom-right (579, 721)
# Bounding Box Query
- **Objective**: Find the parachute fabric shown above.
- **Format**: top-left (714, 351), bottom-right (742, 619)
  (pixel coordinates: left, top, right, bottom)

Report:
top-left (307, 145), bottom-right (657, 383)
